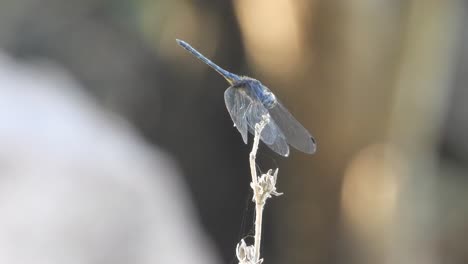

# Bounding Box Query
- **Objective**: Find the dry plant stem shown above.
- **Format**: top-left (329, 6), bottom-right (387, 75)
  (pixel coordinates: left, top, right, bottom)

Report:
top-left (253, 202), bottom-right (265, 262)
top-left (250, 119), bottom-right (268, 263)
top-left (237, 116), bottom-right (281, 264)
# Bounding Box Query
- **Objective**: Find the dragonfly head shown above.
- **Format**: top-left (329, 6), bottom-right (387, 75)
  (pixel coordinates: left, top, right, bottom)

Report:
top-left (261, 89), bottom-right (277, 109)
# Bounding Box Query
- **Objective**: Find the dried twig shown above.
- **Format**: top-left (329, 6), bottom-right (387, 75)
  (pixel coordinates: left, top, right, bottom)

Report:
top-left (236, 115), bottom-right (282, 264)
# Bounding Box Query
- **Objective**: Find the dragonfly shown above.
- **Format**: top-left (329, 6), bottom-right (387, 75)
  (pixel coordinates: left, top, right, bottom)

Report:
top-left (177, 39), bottom-right (316, 157)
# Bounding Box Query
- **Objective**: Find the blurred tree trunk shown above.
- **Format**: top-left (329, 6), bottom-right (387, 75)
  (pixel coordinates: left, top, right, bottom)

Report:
top-left (277, 0), bottom-right (462, 264)
top-left (387, 1), bottom-right (462, 264)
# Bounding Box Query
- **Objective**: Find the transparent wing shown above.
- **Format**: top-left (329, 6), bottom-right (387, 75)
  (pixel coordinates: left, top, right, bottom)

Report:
top-left (225, 86), bottom-right (294, 157)
top-left (268, 100), bottom-right (316, 154)
top-left (225, 86), bottom-right (279, 146)
top-left (224, 86), bottom-right (250, 144)
top-left (246, 101), bottom-right (278, 145)
top-left (245, 101), bottom-right (290, 156)
top-left (263, 127), bottom-right (290, 157)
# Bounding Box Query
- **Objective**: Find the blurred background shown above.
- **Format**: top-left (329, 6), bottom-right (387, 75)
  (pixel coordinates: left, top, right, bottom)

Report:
top-left (0, 0), bottom-right (467, 264)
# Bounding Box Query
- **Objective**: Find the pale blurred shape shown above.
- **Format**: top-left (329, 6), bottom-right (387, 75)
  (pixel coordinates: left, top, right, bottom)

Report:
top-left (341, 144), bottom-right (403, 244)
top-left (234, 0), bottom-right (304, 79)
top-left (0, 54), bottom-right (219, 264)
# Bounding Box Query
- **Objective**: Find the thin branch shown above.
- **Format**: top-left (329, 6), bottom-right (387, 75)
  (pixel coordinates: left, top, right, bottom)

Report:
top-left (250, 119), bottom-right (268, 263)
top-left (237, 115), bottom-right (282, 264)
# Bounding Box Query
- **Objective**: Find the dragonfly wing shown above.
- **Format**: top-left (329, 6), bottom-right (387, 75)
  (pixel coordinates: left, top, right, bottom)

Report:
top-left (224, 86), bottom-right (250, 144)
top-left (268, 100), bottom-right (316, 154)
top-left (264, 132), bottom-right (290, 157)
top-left (246, 122), bottom-right (288, 156)
top-left (246, 101), bottom-right (290, 156)
top-left (225, 86), bottom-right (294, 157)
top-left (246, 101), bottom-right (278, 145)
